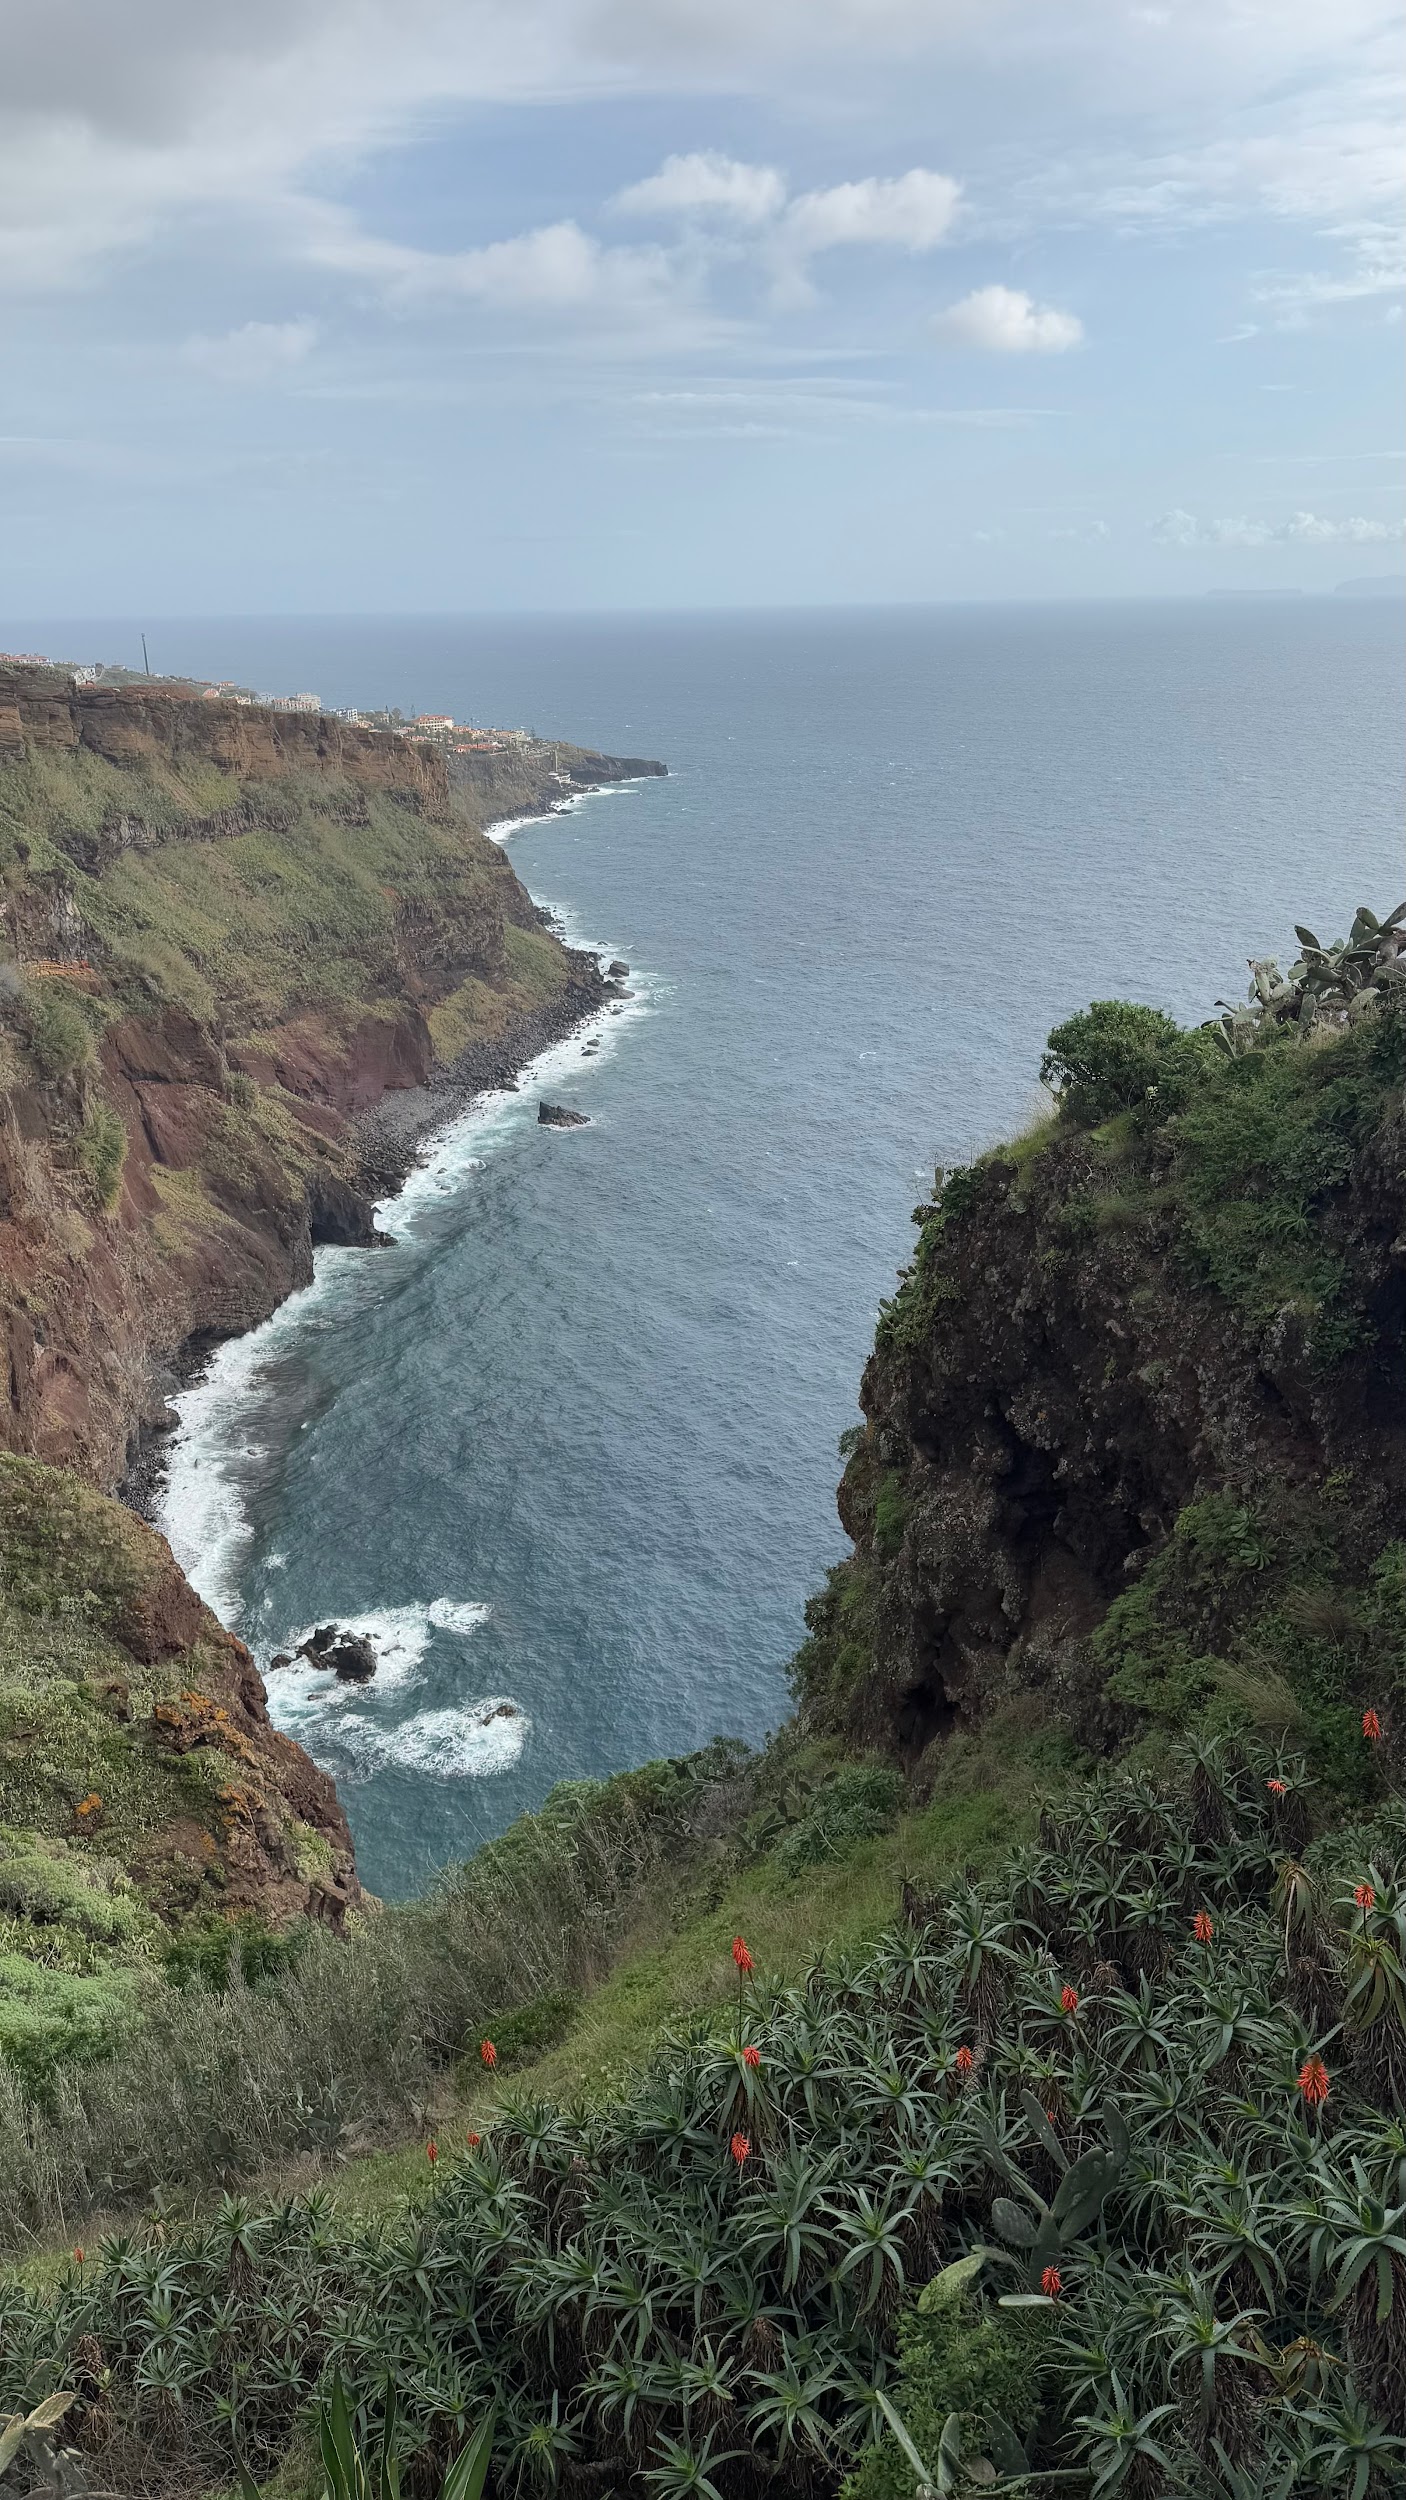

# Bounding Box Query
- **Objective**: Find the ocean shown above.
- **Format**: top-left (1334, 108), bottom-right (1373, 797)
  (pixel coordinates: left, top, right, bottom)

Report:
top-left (57, 600), bottom-right (1401, 1902)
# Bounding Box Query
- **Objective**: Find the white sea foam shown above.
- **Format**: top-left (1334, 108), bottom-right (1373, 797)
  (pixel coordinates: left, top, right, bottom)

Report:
top-left (260, 1598), bottom-right (503, 1771)
top-left (157, 782), bottom-right (652, 1641)
top-left (485, 780), bottom-right (637, 848)
top-left (335, 1701), bottom-right (529, 1779)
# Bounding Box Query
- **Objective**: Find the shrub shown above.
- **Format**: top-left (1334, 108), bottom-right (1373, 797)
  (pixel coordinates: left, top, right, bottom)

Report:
top-left (842, 2291), bottom-right (1040, 2499)
top-left (164, 1911), bottom-right (307, 1995)
top-left (467, 1985), bottom-right (579, 2073)
top-left (0, 1956), bottom-right (138, 2096)
top-left (77, 1097), bottom-right (127, 1209)
top-left (1041, 998), bottom-right (1196, 1127)
top-left (21, 981), bottom-right (92, 1082)
top-left (774, 1761), bottom-right (902, 1871)
top-left (0, 1849), bottom-right (146, 1946)
top-left (873, 1471), bottom-right (909, 1558)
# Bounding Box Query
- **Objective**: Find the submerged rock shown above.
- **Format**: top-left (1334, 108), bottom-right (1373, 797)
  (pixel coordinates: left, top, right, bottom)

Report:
top-left (538, 1102), bottom-right (591, 1128)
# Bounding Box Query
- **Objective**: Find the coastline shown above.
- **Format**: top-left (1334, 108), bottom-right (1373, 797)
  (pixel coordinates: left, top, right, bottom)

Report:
top-left (130, 784), bottom-right (650, 1561)
top-left (353, 782), bottom-right (644, 1187)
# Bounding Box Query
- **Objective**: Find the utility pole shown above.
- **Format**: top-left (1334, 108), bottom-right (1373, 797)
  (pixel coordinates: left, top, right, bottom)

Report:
top-left (141, 634), bottom-right (151, 677)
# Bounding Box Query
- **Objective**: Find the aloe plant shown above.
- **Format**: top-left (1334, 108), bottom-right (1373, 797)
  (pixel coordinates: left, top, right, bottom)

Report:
top-left (1, 1731), bottom-right (1402, 2500)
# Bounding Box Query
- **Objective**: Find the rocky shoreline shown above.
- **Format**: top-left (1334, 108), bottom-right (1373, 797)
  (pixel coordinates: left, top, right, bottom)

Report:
top-left (122, 805), bottom-right (644, 1521)
top-left (353, 937), bottom-right (609, 1189)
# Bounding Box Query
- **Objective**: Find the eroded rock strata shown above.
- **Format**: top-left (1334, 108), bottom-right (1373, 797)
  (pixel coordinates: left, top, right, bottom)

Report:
top-left (0, 666), bottom-right (665, 1948)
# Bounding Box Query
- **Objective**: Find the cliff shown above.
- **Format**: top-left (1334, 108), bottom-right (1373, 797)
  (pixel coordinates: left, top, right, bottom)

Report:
top-left (0, 669), bottom-right (659, 1485)
top-left (798, 973), bottom-right (1406, 1791)
top-left (0, 668), bottom-right (663, 2008)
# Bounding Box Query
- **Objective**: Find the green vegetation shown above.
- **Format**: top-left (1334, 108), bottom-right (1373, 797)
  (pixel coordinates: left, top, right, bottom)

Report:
top-left (4, 1737), bottom-right (1402, 2497)
top-left (0, 1746), bottom-right (757, 2242)
top-left (19, 979), bottom-right (93, 1081)
top-left (76, 1095), bottom-right (127, 1207)
top-left (1040, 997), bottom-right (1210, 1128)
top-left (880, 918), bottom-right (1406, 1370)
top-left (2, 882), bottom-right (1404, 2498)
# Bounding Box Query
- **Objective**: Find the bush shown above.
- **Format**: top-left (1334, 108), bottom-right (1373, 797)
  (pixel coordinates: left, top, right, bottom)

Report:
top-left (0, 1848), bottom-right (146, 1946)
top-left (164, 1911), bottom-right (307, 1995)
top-left (1040, 998), bottom-right (1195, 1127)
top-left (77, 1097), bottom-right (127, 1209)
top-left (774, 1761), bottom-right (902, 1871)
top-left (468, 1985), bottom-right (579, 2074)
top-left (873, 1472), bottom-right (909, 1558)
top-left (842, 2290), bottom-right (1041, 2499)
top-left (0, 1955), bottom-right (138, 2096)
top-left (21, 981), bottom-right (93, 1081)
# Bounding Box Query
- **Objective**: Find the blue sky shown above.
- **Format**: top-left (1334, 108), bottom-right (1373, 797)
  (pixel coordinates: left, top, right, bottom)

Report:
top-left (1, 0), bottom-right (1401, 612)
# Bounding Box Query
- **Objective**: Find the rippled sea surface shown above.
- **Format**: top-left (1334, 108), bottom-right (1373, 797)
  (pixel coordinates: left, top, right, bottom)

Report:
top-left (130, 602), bottom-right (1403, 1898)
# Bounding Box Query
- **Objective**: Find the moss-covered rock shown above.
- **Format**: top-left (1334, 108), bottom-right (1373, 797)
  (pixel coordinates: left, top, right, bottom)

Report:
top-left (799, 985), bottom-right (1406, 1808)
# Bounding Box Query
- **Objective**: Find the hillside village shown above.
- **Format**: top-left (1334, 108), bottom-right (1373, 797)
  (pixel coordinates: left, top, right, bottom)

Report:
top-left (0, 649), bottom-right (534, 753)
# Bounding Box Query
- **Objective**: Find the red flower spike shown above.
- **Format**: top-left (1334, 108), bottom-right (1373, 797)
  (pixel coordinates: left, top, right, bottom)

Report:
top-left (954, 2045), bottom-right (974, 2077)
top-left (426, 2139), bottom-right (439, 2165)
top-left (1041, 2266), bottom-right (1062, 2300)
top-left (1298, 2054), bottom-right (1330, 2109)
top-left (1060, 1984), bottom-right (1080, 2014)
top-left (1355, 1883), bottom-right (1376, 1912)
top-left (480, 2039), bottom-right (497, 2068)
top-left (73, 2248), bottom-right (85, 2267)
top-left (732, 1936), bottom-right (754, 1975)
top-left (742, 2043), bottom-right (761, 2069)
top-left (1267, 1778), bottom-right (1288, 1798)
top-left (1193, 1910), bottom-right (1215, 1945)
top-left (1363, 1709), bottom-right (1382, 1743)
top-left (730, 2132), bottom-right (751, 2166)
top-left (466, 2131), bottom-right (481, 2148)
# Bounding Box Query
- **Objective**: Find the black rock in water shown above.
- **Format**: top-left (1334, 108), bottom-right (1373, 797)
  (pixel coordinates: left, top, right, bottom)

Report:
top-left (538, 1102), bottom-right (591, 1128)
top-left (297, 1625), bottom-right (377, 1682)
top-left (606, 959), bottom-right (629, 977)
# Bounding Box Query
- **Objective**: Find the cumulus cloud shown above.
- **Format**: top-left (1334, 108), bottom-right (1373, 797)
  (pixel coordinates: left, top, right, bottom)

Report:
top-left (301, 207), bottom-right (680, 323)
top-left (1154, 507), bottom-right (1405, 547)
top-left (612, 152), bottom-right (785, 225)
top-left (0, 0), bottom-right (1397, 305)
top-left (934, 284), bottom-right (1082, 352)
top-left (183, 317), bottom-right (317, 384)
top-left (782, 170), bottom-right (961, 256)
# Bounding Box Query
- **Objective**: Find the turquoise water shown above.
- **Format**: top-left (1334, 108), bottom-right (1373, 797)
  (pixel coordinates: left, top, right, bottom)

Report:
top-left (128, 601), bottom-right (1404, 1899)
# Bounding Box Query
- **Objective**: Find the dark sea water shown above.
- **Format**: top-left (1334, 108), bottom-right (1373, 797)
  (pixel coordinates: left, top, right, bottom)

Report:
top-left (62, 601), bottom-right (1402, 1901)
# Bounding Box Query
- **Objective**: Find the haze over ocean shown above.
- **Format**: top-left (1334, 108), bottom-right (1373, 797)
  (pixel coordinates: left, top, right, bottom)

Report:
top-left (43, 598), bottom-right (1396, 1901)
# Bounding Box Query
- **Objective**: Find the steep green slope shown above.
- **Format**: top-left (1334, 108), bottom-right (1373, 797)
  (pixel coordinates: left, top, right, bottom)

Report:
top-left (799, 949), bottom-right (1406, 1804)
top-left (3, 906), bottom-right (1404, 2500)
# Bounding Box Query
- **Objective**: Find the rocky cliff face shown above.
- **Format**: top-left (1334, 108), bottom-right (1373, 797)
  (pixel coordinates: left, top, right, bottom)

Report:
top-left (0, 669), bottom-right (663, 1962)
top-left (797, 995), bottom-right (1406, 1792)
top-left (0, 1454), bottom-right (360, 1932)
top-left (0, 669), bottom-right (650, 1483)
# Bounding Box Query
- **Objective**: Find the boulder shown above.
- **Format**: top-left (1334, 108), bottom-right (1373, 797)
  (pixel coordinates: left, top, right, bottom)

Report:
top-left (538, 1102), bottom-right (590, 1128)
top-left (296, 1625), bottom-right (377, 1682)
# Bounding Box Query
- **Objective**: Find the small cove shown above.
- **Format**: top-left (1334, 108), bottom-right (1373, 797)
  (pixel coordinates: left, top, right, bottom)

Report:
top-left (154, 600), bottom-right (1405, 1899)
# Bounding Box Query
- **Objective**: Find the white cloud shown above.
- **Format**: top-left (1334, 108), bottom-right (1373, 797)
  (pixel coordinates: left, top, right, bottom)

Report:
top-left (301, 207), bottom-right (681, 325)
top-left (0, 0), bottom-right (1396, 313)
top-left (782, 170), bottom-right (961, 257)
top-left (183, 317), bottom-right (317, 384)
top-left (1154, 507), bottom-right (1406, 547)
top-left (612, 152), bottom-right (785, 225)
top-left (934, 284), bottom-right (1082, 352)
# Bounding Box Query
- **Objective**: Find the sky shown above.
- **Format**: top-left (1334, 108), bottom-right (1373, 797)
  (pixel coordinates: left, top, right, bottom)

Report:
top-left (1, 0), bottom-right (1402, 614)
